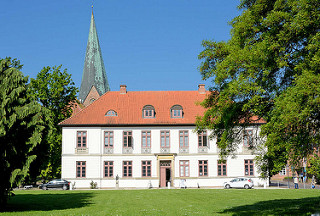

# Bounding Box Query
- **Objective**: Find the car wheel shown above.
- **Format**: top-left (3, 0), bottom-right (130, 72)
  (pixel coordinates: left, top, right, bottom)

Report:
top-left (63, 185), bottom-right (67, 190)
top-left (43, 186), bottom-right (47, 190)
top-left (225, 184), bottom-right (231, 189)
top-left (244, 184), bottom-right (250, 189)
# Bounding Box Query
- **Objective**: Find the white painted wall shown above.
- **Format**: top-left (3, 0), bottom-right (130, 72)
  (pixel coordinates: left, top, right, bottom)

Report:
top-left (61, 125), bottom-right (268, 189)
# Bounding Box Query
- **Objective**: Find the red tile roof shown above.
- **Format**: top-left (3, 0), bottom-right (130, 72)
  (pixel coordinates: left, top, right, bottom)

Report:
top-left (59, 90), bottom-right (210, 126)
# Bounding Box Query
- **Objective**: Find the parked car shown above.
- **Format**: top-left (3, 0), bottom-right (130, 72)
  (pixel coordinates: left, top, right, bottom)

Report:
top-left (223, 178), bottom-right (254, 189)
top-left (39, 179), bottom-right (70, 190)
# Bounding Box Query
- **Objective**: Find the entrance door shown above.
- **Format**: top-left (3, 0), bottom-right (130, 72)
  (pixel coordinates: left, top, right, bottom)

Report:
top-left (160, 161), bottom-right (171, 187)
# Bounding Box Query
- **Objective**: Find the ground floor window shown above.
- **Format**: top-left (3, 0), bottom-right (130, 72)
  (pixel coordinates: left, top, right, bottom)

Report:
top-left (179, 160), bottom-right (189, 177)
top-left (217, 160), bottom-right (227, 176)
top-left (142, 161), bottom-right (151, 177)
top-left (244, 159), bottom-right (254, 176)
top-left (123, 161), bottom-right (132, 177)
top-left (104, 161), bottom-right (113, 177)
top-left (76, 161), bottom-right (86, 178)
top-left (199, 160), bottom-right (208, 176)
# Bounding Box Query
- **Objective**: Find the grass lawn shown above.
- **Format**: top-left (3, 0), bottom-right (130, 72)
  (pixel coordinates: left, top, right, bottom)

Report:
top-left (1, 189), bottom-right (320, 215)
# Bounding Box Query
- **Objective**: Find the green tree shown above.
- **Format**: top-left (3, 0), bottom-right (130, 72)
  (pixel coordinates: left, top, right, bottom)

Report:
top-left (197, 0), bottom-right (320, 177)
top-left (28, 65), bottom-right (78, 181)
top-left (0, 58), bottom-right (44, 210)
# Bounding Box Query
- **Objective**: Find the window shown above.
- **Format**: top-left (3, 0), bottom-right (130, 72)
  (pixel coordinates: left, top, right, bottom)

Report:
top-left (142, 161), bottom-right (151, 177)
top-left (199, 160), bottom-right (208, 176)
top-left (198, 131), bottom-right (208, 147)
top-left (171, 105), bottom-right (183, 118)
top-left (179, 131), bottom-right (189, 147)
top-left (279, 167), bottom-right (286, 176)
top-left (76, 161), bottom-right (86, 178)
top-left (142, 105), bottom-right (155, 118)
top-left (104, 131), bottom-right (113, 148)
top-left (123, 131), bottom-right (132, 148)
top-left (123, 161), bottom-right (132, 177)
top-left (244, 130), bottom-right (253, 147)
top-left (244, 159), bottom-right (254, 176)
top-left (180, 160), bottom-right (189, 177)
top-left (142, 131), bottom-right (151, 148)
top-left (104, 161), bottom-right (113, 177)
top-left (160, 131), bottom-right (170, 148)
top-left (77, 131), bottom-right (87, 148)
top-left (217, 160), bottom-right (227, 176)
top-left (105, 110), bottom-right (117, 117)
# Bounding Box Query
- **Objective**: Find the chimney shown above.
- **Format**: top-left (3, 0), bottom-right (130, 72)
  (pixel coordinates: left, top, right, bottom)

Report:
top-left (198, 84), bottom-right (206, 94)
top-left (120, 85), bottom-right (127, 94)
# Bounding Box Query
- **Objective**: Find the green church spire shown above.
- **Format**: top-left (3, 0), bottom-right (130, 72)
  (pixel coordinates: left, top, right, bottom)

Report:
top-left (79, 11), bottom-right (110, 103)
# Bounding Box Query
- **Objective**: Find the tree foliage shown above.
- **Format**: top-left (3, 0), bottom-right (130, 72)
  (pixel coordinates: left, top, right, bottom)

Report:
top-left (197, 0), bottom-right (320, 177)
top-left (0, 58), bottom-right (44, 210)
top-left (28, 65), bottom-right (78, 181)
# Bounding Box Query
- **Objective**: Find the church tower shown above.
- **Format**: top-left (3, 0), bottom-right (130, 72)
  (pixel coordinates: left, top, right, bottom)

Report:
top-left (79, 11), bottom-right (110, 106)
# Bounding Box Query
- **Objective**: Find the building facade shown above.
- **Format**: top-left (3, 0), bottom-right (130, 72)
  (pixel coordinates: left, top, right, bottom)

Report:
top-left (60, 85), bottom-right (267, 189)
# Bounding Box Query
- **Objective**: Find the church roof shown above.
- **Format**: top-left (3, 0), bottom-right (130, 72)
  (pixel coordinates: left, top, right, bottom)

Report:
top-left (60, 86), bottom-right (210, 126)
top-left (79, 12), bottom-right (110, 102)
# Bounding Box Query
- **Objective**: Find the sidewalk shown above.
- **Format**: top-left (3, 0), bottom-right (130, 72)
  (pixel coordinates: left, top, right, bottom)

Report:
top-left (270, 180), bottom-right (319, 189)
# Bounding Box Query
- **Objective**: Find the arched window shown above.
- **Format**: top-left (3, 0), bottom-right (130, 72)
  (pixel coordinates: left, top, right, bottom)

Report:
top-left (105, 110), bottom-right (117, 117)
top-left (142, 105), bottom-right (155, 118)
top-left (171, 105), bottom-right (183, 118)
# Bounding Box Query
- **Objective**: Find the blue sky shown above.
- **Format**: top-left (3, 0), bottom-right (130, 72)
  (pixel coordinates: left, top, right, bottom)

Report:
top-left (1, 0), bottom-right (241, 92)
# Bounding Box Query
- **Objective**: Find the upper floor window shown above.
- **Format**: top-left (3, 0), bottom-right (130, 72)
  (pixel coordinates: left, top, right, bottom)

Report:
top-left (77, 131), bottom-right (87, 148)
top-left (142, 105), bottom-right (155, 118)
top-left (105, 110), bottom-right (117, 117)
top-left (244, 130), bottom-right (253, 147)
top-left (171, 105), bottom-right (183, 118)
top-left (179, 130), bottom-right (189, 147)
top-left (160, 131), bottom-right (170, 148)
top-left (104, 131), bottom-right (113, 148)
top-left (142, 131), bottom-right (151, 148)
top-left (198, 131), bottom-right (208, 147)
top-left (123, 131), bottom-right (133, 148)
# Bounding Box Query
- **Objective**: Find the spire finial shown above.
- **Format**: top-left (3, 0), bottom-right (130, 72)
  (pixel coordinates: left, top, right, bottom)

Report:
top-left (91, 0), bottom-right (94, 13)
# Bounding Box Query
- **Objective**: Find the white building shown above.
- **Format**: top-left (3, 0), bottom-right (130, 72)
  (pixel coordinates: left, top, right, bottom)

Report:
top-left (60, 84), bottom-right (267, 189)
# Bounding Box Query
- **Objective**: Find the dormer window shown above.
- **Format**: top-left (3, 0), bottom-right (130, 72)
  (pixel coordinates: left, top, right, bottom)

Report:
top-left (171, 105), bottom-right (183, 118)
top-left (142, 105), bottom-right (155, 118)
top-left (105, 110), bottom-right (117, 117)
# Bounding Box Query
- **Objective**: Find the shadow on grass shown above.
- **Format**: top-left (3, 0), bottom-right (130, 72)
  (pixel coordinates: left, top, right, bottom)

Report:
top-left (5, 192), bottom-right (93, 212)
top-left (220, 196), bottom-right (320, 216)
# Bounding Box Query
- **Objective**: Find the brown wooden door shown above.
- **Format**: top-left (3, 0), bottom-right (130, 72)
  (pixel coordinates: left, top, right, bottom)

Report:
top-left (160, 167), bottom-right (166, 187)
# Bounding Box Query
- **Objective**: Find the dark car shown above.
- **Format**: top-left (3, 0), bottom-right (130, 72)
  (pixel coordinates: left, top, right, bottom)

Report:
top-left (39, 179), bottom-right (70, 190)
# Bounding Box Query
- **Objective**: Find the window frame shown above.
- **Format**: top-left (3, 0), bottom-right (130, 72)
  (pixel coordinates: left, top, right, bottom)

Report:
top-left (142, 105), bottom-right (155, 118)
top-left (77, 131), bottom-right (87, 148)
top-left (217, 160), bottom-right (227, 176)
top-left (160, 130), bottom-right (170, 148)
top-left (104, 131), bottom-right (114, 148)
top-left (105, 110), bottom-right (117, 117)
top-left (179, 130), bottom-right (189, 147)
top-left (170, 105), bottom-right (183, 118)
top-left (141, 160), bottom-right (152, 177)
top-left (104, 161), bottom-right (113, 177)
top-left (123, 161), bottom-right (133, 177)
top-left (244, 159), bottom-right (254, 176)
top-left (141, 131), bottom-right (151, 148)
top-left (123, 131), bottom-right (133, 148)
top-left (179, 160), bottom-right (190, 177)
top-left (198, 160), bottom-right (208, 177)
top-left (198, 131), bottom-right (208, 147)
top-left (76, 161), bottom-right (86, 178)
top-left (243, 129), bottom-right (253, 147)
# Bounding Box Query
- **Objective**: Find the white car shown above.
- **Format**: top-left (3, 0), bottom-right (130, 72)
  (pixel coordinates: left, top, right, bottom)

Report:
top-left (223, 178), bottom-right (254, 189)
